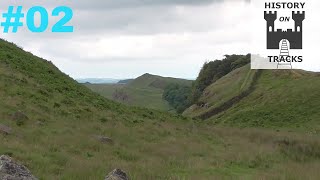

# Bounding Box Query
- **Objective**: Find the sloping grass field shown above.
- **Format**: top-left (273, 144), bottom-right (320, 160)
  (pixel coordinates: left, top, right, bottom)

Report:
top-left (211, 70), bottom-right (320, 131)
top-left (184, 65), bottom-right (258, 118)
top-left (86, 73), bottom-right (192, 112)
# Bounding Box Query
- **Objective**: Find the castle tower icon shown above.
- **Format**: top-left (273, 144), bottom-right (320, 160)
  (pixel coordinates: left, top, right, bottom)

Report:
top-left (264, 11), bottom-right (305, 49)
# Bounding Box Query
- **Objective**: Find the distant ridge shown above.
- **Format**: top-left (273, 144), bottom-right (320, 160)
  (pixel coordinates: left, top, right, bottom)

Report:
top-left (86, 73), bottom-right (192, 111)
top-left (128, 73), bottom-right (192, 89)
top-left (118, 79), bottom-right (134, 84)
top-left (76, 78), bottom-right (120, 84)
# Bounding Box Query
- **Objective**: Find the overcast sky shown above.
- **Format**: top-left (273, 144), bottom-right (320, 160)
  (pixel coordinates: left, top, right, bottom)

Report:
top-left (1, 0), bottom-right (304, 79)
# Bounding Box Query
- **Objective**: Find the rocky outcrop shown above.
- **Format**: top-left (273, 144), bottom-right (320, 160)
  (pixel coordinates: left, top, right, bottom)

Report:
top-left (105, 169), bottom-right (129, 180)
top-left (0, 155), bottom-right (37, 180)
top-left (0, 124), bottom-right (11, 135)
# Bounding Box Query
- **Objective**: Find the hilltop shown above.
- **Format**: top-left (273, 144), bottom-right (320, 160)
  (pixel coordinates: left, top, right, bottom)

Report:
top-left (85, 73), bottom-right (192, 111)
top-left (128, 73), bottom-right (192, 89)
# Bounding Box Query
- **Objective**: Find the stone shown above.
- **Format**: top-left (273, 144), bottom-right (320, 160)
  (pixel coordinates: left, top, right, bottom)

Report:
top-left (94, 135), bottom-right (113, 144)
top-left (0, 124), bottom-right (11, 135)
top-left (35, 121), bottom-right (44, 126)
top-left (0, 155), bottom-right (37, 180)
top-left (105, 169), bottom-right (129, 180)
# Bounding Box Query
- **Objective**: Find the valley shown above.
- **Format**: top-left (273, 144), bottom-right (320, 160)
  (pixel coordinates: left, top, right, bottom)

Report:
top-left (0, 39), bottom-right (319, 179)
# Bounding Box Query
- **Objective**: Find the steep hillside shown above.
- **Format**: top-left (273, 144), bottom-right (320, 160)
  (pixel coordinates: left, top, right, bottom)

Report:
top-left (0, 40), bottom-right (126, 123)
top-left (211, 69), bottom-right (320, 130)
top-left (184, 65), bottom-right (259, 118)
top-left (86, 73), bottom-right (192, 111)
top-left (184, 65), bottom-right (320, 131)
top-left (0, 39), bottom-right (197, 179)
top-left (189, 54), bottom-right (250, 104)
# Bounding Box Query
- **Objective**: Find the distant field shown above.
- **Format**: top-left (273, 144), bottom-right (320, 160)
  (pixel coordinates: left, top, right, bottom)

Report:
top-left (83, 83), bottom-right (125, 99)
top-left (85, 83), bottom-right (173, 111)
top-left (85, 73), bottom-right (192, 112)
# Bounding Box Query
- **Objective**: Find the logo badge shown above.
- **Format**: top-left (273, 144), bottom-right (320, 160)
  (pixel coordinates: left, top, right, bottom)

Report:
top-left (249, 1), bottom-right (316, 70)
top-left (264, 2), bottom-right (305, 69)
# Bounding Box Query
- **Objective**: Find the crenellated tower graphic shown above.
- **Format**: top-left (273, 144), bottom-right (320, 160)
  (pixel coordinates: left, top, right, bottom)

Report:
top-left (264, 11), bottom-right (305, 49)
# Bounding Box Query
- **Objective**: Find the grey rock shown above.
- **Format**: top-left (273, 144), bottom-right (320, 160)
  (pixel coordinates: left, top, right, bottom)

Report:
top-left (35, 121), bottom-right (44, 126)
top-left (105, 169), bottom-right (129, 180)
top-left (0, 124), bottom-right (12, 135)
top-left (94, 135), bottom-right (113, 144)
top-left (11, 111), bottom-right (28, 122)
top-left (0, 155), bottom-right (37, 180)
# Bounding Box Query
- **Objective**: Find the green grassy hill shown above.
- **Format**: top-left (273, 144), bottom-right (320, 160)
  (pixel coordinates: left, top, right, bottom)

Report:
top-left (85, 73), bottom-right (192, 111)
top-left (128, 73), bottom-right (192, 89)
top-left (0, 39), bottom-right (194, 179)
top-left (83, 83), bottom-right (125, 101)
top-left (1, 39), bottom-right (320, 179)
top-left (212, 69), bottom-right (320, 130)
top-left (184, 65), bottom-right (320, 131)
top-left (183, 65), bottom-right (258, 117)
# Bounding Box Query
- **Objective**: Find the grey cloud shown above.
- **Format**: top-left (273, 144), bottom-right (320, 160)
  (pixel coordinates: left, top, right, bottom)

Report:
top-left (1, 2), bottom-right (222, 40)
top-left (0, 0), bottom-right (249, 38)
top-left (72, 6), bottom-right (221, 35)
top-left (0, 0), bottom-right (222, 9)
top-left (72, 0), bottom-right (222, 10)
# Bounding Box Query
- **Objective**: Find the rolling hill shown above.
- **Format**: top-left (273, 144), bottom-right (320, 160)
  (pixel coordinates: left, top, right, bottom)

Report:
top-left (85, 73), bottom-right (192, 111)
top-left (1, 39), bottom-right (320, 179)
top-left (212, 69), bottom-right (320, 130)
top-left (184, 65), bottom-right (320, 131)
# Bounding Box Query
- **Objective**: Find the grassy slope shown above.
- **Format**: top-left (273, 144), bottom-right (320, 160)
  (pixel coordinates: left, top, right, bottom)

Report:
top-left (128, 73), bottom-right (192, 89)
top-left (1, 39), bottom-right (320, 179)
top-left (184, 64), bottom-right (319, 131)
top-left (86, 73), bottom-right (192, 111)
top-left (83, 83), bottom-right (125, 100)
top-left (183, 65), bottom-right (258, 117)
top-left (211, 69), bottom-right (320, 131)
